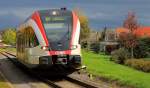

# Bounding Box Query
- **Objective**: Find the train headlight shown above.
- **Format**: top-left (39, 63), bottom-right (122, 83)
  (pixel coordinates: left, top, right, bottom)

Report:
top-left (52, 11), bottom-right (57, 15)
top-left (41, 46), bottom-right (49, 51)
top-left (71, 45), bottom-right (78, 50)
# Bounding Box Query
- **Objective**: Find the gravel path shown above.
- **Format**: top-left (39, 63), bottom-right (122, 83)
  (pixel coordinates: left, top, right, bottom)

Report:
top-left (0, 54), bottom-right (51, 88)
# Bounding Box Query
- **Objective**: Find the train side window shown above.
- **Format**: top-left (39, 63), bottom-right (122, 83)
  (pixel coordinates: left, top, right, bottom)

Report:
top-left (17, 32), bottom-right (21, 52)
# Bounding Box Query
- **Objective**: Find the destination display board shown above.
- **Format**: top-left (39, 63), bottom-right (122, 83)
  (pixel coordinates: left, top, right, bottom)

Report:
top-left (44, 17), bottom-right (66, 22)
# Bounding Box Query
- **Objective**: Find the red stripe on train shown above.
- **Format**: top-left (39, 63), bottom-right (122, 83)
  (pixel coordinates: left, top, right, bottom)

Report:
top-left (70, 11), bottom-right (78, 54)
top-left (31, 11), bottom-right (50, 55)
top-left (31, 11), bottom-right (49, 46)
top-left (49, 50), bottom-right (71, 55)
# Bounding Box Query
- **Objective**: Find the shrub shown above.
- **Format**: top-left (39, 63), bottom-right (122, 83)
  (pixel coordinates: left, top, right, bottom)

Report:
top-left (90, 43), bottom-right (100, 53)
top-left (111, 48), bottom-right (130, 64)
top-left (2, 28), bottom-right (16, 45)
top-left (125, 59), bottom-right (150, 72)
top-left (81, 41), bottom-right (88, 48)
top-left (134, 37), bottom-right (150, 58)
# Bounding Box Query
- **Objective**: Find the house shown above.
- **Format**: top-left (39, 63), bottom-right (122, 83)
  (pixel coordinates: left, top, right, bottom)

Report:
top-left (134, 27), bottom-right (150, 37)
top-left (100, 26), bottom-right (150, 54)
top-left (100, 29), bottom-right (119, 54)
top-left (88, 31), bottom-right (101, 43)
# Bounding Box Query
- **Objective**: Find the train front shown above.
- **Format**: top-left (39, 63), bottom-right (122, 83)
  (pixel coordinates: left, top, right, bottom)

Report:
top-left (37, 9), bottom-right (81, 71)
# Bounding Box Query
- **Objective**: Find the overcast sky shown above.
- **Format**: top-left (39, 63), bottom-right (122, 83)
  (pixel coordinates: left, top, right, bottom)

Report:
top-left (0, 0), bottom-right (150, 30)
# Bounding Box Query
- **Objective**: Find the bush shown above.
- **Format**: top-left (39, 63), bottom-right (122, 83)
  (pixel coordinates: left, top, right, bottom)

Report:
top-left (125, 59), bottom-right (150, 72)
top-left (110, 48), bottom-right (130, 64)
top-left (90, 43), bottom-right (100, 53)
top-left (134, 37), bottom-right (150, 58)
top-left (2, 28), bottom-right (16, 45)
top-left (81, 41), bottom-right (88, 48)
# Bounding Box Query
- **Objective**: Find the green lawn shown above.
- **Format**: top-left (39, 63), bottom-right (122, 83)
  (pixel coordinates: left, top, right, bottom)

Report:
top-left (82, 50), bottom-right (150, 88)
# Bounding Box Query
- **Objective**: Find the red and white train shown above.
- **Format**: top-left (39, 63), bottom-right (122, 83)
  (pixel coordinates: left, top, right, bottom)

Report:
top-left (16, 8), bottom-right (81, 73)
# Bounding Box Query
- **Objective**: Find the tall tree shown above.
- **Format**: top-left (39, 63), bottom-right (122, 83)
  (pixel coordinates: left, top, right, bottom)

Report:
top-left (101, 27), bottom-right (107, 41)
top-left (73, 8), bottom-right (90, 43)
top-left (122, 12), bottom-right (139, 58)
top-left (123, 12), bottom-right (139, 32)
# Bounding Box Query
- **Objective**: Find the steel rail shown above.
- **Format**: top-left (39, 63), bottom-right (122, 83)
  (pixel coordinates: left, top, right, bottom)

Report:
top-left (64, 76), bottom-right (98, 88)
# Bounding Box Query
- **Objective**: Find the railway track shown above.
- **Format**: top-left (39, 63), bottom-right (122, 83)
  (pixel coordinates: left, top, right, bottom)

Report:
top-left (0, 51), bottom-right (99, 88)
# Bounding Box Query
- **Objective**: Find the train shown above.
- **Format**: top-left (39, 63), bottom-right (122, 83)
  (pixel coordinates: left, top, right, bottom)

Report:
top-left (16, 8), bottom-right (82, 74)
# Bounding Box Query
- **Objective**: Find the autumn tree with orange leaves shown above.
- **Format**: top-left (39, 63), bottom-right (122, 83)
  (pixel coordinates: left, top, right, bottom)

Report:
top-left (73, 8), bottom-right (91, 49)
top-left (119, 12), bottom-right (140, 58)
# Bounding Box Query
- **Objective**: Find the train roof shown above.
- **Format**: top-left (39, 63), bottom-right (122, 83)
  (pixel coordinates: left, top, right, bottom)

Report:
top-left (17, 8), bottom-right (73, 30)
top-left (37, 8), bottom-right (72, 16)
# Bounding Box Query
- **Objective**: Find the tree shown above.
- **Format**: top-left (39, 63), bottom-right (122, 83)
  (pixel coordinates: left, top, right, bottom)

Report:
top-left (73, 8), bottom-right (91, 45)
top-left (134, 37), bottom-right (150, 58)
top-left (123, 12), bottom-right (139, 32)
top-left (101, 27), bottom-right (107, 41)
top-left (2, 28), bottom-right (16, 45)
top-left (121, 12), bottom-right (139, 58)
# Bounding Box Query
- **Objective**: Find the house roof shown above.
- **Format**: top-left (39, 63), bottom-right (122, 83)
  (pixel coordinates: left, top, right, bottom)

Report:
top-left (116, 27), bottom-right (129, 34)
top-left (135, 27), bottom-right (150, 37)
top-left (115, 26), bottom-right (150, 37)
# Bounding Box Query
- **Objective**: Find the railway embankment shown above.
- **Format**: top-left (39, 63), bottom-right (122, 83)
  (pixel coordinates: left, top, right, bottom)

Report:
top-left (0, 51), bottom-right (112, 88)
top-left (1, 48), bottom-right (150, 88)
top-left (0, 49), bottom-right (125, 88)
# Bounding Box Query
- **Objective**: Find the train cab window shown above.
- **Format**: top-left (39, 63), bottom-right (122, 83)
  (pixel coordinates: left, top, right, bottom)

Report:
top-left (25, 26), bottom-right (39, 47)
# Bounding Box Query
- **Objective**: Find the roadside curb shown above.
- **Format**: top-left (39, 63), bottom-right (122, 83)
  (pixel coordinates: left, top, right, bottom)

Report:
top-left (0, 71), bottom-right (14, 88)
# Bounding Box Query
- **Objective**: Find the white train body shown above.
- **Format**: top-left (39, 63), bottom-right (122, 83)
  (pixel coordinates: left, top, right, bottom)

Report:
top-left (16, 9), bottom-right (81, 71)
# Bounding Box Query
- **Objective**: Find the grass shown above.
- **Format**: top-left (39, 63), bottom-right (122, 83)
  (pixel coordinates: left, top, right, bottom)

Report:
top-left (144, 58), bottom-right (150, 60)
top-left (82, 50), bottom-right (150, 88)
top-left (0, 72), bottom-right (11, 88)
top-left (0, 48), bottom-right (16, 52)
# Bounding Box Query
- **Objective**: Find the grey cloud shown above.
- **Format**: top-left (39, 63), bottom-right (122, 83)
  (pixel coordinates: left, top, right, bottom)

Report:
top-left (0, 0), bottom-right (150, 30)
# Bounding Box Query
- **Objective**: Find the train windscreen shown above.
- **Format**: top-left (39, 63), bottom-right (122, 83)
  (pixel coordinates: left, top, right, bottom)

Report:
top-left (40, 10), bottom-right (72, 50)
